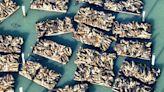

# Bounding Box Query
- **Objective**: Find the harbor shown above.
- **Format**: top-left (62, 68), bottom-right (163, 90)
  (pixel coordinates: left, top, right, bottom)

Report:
top-left (74, 7), bottom-right (115, 31)
top-left (114, 39), bottom-right (152, 60)
top-left (36, 17), bottom-right (74, 38)
top-left (112, 21), bottom-right (151, 39)
top-left (113, 60), bottom-right (160, 92)
top-left (32, 39), bottom-right (72, 64)
top-left (0, 74), bottom-right (14, 92)
top-left (30, 0), bottom-right (69, 13)
top-left (73, 24), bottom-right (116, 51)
top-left (0, 0), bottom-right (19, 23)
top-left (54, 83), bottom-right (88, 92)
top-left (74, 48), bottom-right (116, 87)
top-left (0, 0), bottom-right (163, 92)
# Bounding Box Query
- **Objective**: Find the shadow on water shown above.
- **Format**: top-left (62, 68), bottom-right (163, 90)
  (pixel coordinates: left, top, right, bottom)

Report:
top-left (13, 0), bottom-right (23, 5)
top-left (54, 81), bottom-right (89, 92)
top-left (148, 19), bottom-right (155, 33)
top-left (0, 73), bottom-right (20, 92)
top-left (68, 0), bottom-right (87, 13)
top-left (162, 87), bottom-right (164, 92)
top-left (152, 32), bottom-right (159, 43)
top-left (153, 63), bottom-right (164, 92)
top-left (126, 57), bottom-right (152, 66)
top-left (116, 14), bottom-right (155, 24)
top-left (155, 46), bottom-right (164, 62)
top-left (55, 43), bottom-right (81, 88)
top-left (116, 14), bottom-right (142, 23)
top-left (0, 28), bottom-right (29, 38)
top-left (0, 27), bottom-right (30, 52)
top-left (56, 79), bottom-right (76, 88)
top-left (113, 56), bottom-right (126, 77)
top-left (23, 79), bottom-right (48, 92)
top-left (82, 43), bottom-right (101, 51)
top-left (13, 73), bottom-right (21, 91)
top-left (29, 54), bottom-right (64, 74)
top-left (37, 12), bottom-right (77, 23)
top-left (155, 63), bottom-right (164, 72)
top-left (88, 84), bottom-right (96, 92)
top-left (66, 12), bottom-right (77, 18)
top-left (106, 41), bottom-right (116, 54)
top-left (43, 35), bottom-right (78, 52)
top-left (146, 0), bottom-right (160, 18)
top-left (37, 13), bottom-right (67, 22)
top-left (67, 0), bottom-right (74, 12)
top-left (66, 41), bottom-right (81, 64)
top-left (23, 54), bottom-right (65, 91)
top-left (25, 82), bottom-right (34, 92)
top-left (41, 89), bottom-right (47, 92)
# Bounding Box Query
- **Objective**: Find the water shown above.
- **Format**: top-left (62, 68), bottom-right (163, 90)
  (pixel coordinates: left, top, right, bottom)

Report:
top-left (0, 0), bottom-right (164, 92)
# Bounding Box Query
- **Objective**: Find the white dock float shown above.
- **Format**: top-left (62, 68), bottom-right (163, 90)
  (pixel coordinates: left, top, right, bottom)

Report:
top-left (22, 6), bottom-right (26, 16)
top-left (30, 0), bottom-right (34, 4)
top-left (21, 53), bottom-right (25, 65)
top-left (152, 54), bottom-right (156, 66)
top-left (19, 87), bottom-right (23, 92)
top-left (142, 10), bottom-right (146, 22)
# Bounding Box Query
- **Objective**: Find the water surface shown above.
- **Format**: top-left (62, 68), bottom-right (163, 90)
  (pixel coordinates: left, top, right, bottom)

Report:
top-left (0, 0), bottom-right (164, 92)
